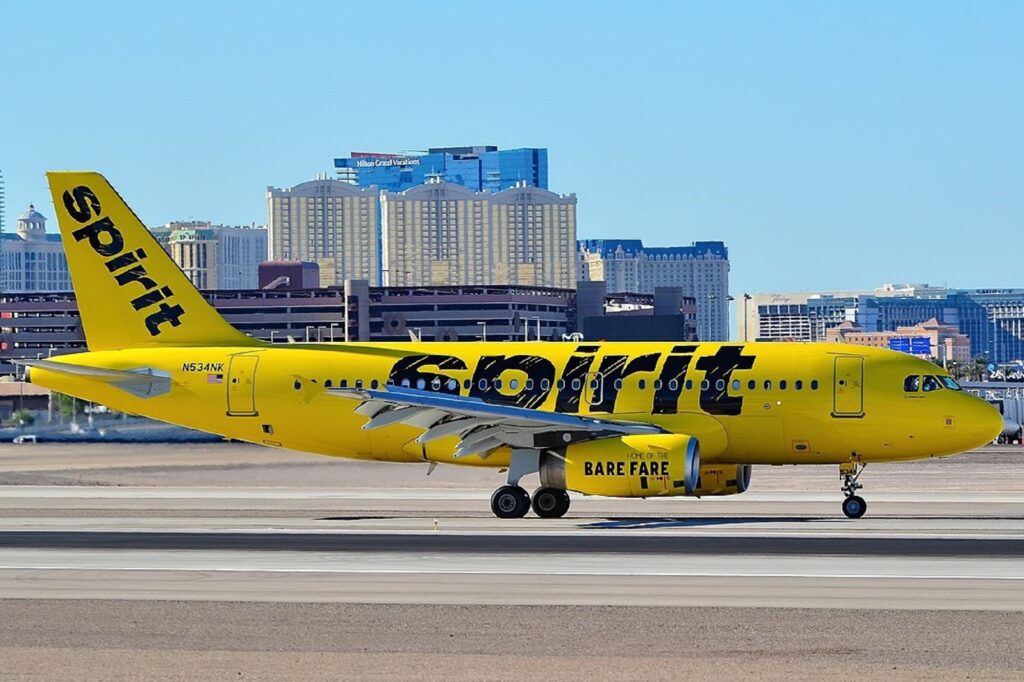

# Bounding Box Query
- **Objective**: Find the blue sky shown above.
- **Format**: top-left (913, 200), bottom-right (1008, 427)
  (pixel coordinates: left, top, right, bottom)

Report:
top-left (2, 1), bottom-right (1021, 297)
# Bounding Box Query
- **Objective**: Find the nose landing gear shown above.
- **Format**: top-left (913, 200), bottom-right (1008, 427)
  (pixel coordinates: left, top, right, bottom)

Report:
top-left (840, 461), bottom-right (867, 519)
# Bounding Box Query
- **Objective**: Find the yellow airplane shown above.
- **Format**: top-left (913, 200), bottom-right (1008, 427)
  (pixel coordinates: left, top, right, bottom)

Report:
top-left (22, 172), bottom-right (1002, 520)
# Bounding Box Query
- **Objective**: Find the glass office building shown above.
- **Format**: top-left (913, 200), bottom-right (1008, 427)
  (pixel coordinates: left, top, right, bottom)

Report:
top-left (746, 287), bottom-right (1024, 363)
top-left (334, 146), bottom-right (548, 193)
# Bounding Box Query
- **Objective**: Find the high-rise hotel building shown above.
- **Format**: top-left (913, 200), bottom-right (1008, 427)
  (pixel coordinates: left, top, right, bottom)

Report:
top-left (380, 180), bottom-right (577, 289)
top-left (578, 239), bottom-right (730, 341)
top-left (266, 179), bottom-right (381, 287)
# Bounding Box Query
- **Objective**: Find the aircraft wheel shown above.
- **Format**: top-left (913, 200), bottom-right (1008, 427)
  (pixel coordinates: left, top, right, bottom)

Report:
top-left (842, 495), bottom-right (867, 519)
top-left (491, 485), bottom-right (530, 519)
top-left (532, 487), bottom-right (571, 518)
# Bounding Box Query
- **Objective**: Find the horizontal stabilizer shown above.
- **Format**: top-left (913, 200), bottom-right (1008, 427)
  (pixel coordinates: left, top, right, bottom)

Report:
top-left (18, 359), bottom-right (171, 398)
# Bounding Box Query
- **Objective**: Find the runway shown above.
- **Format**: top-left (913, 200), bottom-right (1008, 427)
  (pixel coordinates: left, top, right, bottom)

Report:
top-left (0, 442), bottom-right (1021, 679)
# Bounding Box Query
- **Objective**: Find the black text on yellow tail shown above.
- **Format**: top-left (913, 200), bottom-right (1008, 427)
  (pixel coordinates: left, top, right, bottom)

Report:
top-left (46, 172), bottom-right (254, 351)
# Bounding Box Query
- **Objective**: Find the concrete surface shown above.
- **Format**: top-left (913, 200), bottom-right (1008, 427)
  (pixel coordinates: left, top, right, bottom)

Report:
top-left (0, 442), bottom-right (1021, 680)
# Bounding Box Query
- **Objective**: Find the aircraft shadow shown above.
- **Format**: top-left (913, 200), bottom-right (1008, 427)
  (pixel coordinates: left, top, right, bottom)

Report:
top-left (581, 516), bottom-right (818, 529)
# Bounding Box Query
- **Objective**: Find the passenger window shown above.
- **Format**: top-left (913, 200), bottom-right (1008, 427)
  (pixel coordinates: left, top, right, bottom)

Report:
top-left (715, 379), bottom-right (725, 391)
top-left (571, 378), bottom-right (581, 391)
top-left (940, 376), bottom-right (961, 391)
top-left (556, 379), bottom-right (565, 390)
top-left (764, 380), bottom-right (772, 390)
top-left (811, 380), bottom-right (819, 390)
top-left (356, 379), bottom-right (364, 389)
top-left (509, 379), bottom-right (519, 390)
top-left (903, 375), bottom-right (921, 392)
top-left (638, 379), bottom-right (647, 390)
top-left (495, 379), bottom-right (504, 390)
top-left (325, 380), bottom-right (333, 388)
top-left (614, 379), bottom-right (623, 390)
top-left (732, 379), bottom-right (741, 391)
top-left (541, 378), bottom-right (551, 390)
top-left (654, 380), bottom-right (663, 390)
top-left (779, 380), bottom-right (787, 390)
top-left (525, 379), bottom-right (534, 390)
top-left (923, 375), bottom-right (943, 392)
top-left (371, 379), bottom-right (379, 389)
top-left (341, 379), bottom-right (349, 388)
top-left (478, 379), bottom-right (488, 390)
top-left (701, 380), bottom-right (710, 390)
top-left (685, 380), bottom-right (693, 390)
top-left (399, 378), bottom-right (408, 388)
top-left (431, 378), bottom-right (441, 391)
top-left (795, 380), bottom-right (803, 390)
top-left (446, 379), bottom-right (457, 391)
top-left (463, 379), bottom-right (472, 390)
top-left (416, 378), bottom-right (425, 390)
top-left (669, 379), bottom-right (678, 391)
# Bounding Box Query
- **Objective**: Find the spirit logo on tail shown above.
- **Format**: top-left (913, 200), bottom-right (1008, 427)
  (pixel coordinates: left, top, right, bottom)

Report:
top-left (62, 185), bottom-right (185, 336)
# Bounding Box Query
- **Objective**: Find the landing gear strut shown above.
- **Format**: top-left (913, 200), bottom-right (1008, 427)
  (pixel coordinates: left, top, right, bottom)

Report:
top-left (840, 462), bottom-right (867, 519)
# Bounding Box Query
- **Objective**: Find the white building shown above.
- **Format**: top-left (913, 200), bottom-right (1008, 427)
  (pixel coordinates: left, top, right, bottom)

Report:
top-left (0, 205), bottom-right (71, 293)
top-left (578, 239), bottom-right (730, 341)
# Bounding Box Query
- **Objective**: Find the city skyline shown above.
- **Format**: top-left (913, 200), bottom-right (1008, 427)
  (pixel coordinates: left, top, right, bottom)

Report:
top-left (3, 2), bottom-right (1021, 301)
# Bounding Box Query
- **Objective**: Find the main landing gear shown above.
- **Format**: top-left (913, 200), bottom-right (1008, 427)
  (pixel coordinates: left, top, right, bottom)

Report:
top-left (490, 485), bottom-right (571, 519)
top-left (489, 449), bottom-right (571, 519)
top-left (840, 461), bottom-right (867, 519)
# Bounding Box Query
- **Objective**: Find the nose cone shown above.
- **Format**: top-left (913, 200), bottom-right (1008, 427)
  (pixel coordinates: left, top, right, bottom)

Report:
top-left (964, 397), bottom-right (1003, 450)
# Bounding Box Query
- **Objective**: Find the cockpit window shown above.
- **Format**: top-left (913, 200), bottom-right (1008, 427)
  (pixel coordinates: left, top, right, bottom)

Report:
top-left (903, 375), bottom-right (921, 392)
top-left (922, 375), bottom-right (943, 392)
top-left (940, 376), bottom-right (962, 391)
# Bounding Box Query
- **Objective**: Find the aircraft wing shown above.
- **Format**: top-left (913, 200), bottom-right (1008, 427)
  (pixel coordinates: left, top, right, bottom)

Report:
top-left (329, 384), bottom-right (665, 458)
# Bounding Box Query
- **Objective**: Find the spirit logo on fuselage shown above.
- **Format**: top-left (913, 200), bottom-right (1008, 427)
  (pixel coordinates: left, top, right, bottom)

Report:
top-left (388, 345), bottom-right (756, 416)
top-left (61, 185), bottom-right (184, 336)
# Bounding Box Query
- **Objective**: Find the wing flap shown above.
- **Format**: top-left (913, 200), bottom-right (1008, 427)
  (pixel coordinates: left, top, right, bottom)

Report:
top-left (329, 384), bottom-right (664, 459)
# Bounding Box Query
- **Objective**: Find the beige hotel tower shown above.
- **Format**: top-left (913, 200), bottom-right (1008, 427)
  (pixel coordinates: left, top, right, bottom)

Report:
top-left (269, 176), bottom-right (577, 289)
top-left (380, 180), bottom-right (577, 289)
top-left (267, 179), bottom-right (381, 286)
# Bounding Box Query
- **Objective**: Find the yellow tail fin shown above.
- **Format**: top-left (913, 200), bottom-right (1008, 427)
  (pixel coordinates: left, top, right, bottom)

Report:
top-left (46, 171), bottom-right (256, 351)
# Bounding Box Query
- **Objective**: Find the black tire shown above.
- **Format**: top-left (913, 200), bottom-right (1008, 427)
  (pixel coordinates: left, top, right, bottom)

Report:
top-left (842, 495), bottom-right (867, 519)
top-left (531, 487), bottom-right (571, 518)
top-left (491, 485), bottom-right (530, 519)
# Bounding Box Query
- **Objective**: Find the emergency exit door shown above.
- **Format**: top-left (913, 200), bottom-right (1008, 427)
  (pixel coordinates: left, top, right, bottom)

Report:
top-left (832, 356), bottom-right (864, 418)
top-left (227, 355), bottom-right (259, 416)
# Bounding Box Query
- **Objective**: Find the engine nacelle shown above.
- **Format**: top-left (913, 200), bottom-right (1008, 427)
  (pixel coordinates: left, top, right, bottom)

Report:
top-left (692, 464), bottom-right (752, 496)
top-left (539, 434), bottom-right (700, 498)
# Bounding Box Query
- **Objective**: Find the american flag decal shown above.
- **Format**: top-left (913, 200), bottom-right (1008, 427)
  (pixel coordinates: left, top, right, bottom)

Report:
top-left (208, 373), bottom-right (224, 384)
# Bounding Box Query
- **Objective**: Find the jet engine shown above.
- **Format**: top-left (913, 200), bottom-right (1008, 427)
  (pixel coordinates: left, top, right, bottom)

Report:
top-left (539, 434), bottom-right (700, 498)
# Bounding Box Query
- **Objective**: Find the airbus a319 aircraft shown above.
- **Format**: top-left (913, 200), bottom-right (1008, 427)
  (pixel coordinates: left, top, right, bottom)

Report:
top-left (22, 172), bottom-right (1002, 519)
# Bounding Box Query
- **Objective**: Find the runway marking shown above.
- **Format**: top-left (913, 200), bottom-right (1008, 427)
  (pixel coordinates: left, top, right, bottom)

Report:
top-left (0, 566), bottom-right (1022, 580)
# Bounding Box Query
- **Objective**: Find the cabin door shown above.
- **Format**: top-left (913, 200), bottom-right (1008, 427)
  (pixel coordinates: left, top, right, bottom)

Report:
top-left (832, 356), bottom-right (864, 418)
top-left (227, 355), bottom-right (259, 416)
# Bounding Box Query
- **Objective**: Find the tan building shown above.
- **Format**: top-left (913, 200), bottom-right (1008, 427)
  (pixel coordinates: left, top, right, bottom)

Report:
top-left (168, 227), bottom-right (217, 290)
top-left (151, 221), bottom-right (267, 290)
top-left (267, 179), bottom-right (380, 287)
top-left (380, 180), bottom-right (577, 289)
top-left (826, 317), bottom-right (971, 363)
top-left (380, 182), bottom-right (494, 287)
